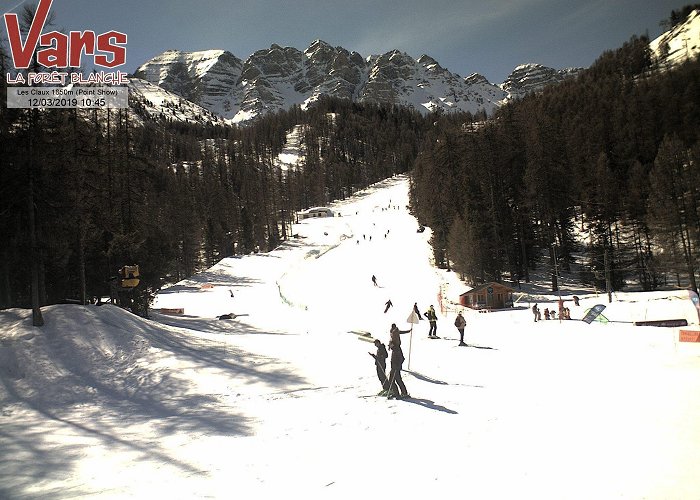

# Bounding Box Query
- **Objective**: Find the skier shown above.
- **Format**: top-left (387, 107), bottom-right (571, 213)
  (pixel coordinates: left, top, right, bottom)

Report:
top-left (384, 299), bottom-right (393, 313)
top-left (389, 323), bottom-right (411, 347)
top-left (425, 305), bottom-right (438, 338)
top-left (369, 339), bottom-right (389, 393)
top-left (413, 302), bottom-right (423, 320)
top-left (372, 275), bottom-right (378, 287)
top-left (454, 310), bottom-right (467, 346)
top-left (387, 323), bottom-right (410, 399)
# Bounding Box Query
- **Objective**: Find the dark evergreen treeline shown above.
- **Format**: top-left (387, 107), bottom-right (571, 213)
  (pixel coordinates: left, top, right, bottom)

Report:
top-left (411, 36), bottom-right (700, 294)
top-left (0, 80), bottom-right (426, 318)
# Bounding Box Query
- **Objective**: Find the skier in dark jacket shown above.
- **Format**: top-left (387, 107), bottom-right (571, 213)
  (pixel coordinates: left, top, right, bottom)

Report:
top-left (369, 339), bottom-right (389, 392)
top-left (425, 305), bottom-right (438, 338)
top-left (384, 299), bottom-right (393, 313)
top-left (454, 311), bottom-right (467, 346)
top-left (387, 323), bottom-right (410, 398)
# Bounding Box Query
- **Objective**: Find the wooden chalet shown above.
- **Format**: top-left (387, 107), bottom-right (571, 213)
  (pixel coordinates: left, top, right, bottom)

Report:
top-left (459, 282), bottom-right (515, 310)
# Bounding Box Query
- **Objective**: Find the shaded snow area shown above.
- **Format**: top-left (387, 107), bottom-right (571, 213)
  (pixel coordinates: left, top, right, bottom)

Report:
top-left (2, 175), bottom-right (700, 499)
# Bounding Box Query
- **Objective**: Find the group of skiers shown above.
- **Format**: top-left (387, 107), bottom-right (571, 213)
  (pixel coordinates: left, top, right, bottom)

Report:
top-left (369, 304), bottom-right (470, 399)
top-left (531, 302), bottom-right (572, 322)
top-left (369, 323), bottom-right (412, 399)
top-left (411, 302), bottom-right (466, 345)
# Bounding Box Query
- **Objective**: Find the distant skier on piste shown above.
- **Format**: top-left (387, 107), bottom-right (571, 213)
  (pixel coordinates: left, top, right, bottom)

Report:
top-left (387, 323), bottom-right (410, 399)
top-left (425, 305), bottom-right (438, 338)
top-left (413, 302), bottom-right (423, 320)
top-left (384, 299), bottom-right (393, 313)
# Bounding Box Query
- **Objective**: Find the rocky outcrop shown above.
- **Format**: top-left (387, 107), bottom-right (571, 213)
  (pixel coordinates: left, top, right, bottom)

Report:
top-left (500, 63), bottom-right (583, 101)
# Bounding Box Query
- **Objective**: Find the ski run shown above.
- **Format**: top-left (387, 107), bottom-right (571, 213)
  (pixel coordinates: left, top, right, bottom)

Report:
top-left (2, 175), bottom-right (700, 499)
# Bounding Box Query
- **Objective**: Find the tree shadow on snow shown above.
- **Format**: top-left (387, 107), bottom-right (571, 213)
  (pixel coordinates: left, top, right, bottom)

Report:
top-left (0, 304), bottom-right (309, 497)
top-left (403, 369), bottom-right (448, 385)
top-left (401, 397), bottom-right (458, 414)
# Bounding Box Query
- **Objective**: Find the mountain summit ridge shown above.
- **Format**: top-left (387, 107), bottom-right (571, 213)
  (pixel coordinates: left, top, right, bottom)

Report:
top-left (134, 39), bottom-right (581, 124)
top-left (133, 9), bottom-right (700, 125)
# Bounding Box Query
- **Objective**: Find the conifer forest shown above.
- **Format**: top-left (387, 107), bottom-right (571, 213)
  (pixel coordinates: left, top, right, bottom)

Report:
top-left (1, 28), bottom-right (699, 319)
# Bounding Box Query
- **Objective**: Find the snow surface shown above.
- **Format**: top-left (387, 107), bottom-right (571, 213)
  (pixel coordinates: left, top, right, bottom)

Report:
top-left (650, 9), bottom-right (700, 69)
top-left (2, 175), bottom-right (700, 499)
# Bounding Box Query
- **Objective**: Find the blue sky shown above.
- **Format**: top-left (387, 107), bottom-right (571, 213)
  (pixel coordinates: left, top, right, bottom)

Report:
top-left (1, 0), bottom-right (693, 83)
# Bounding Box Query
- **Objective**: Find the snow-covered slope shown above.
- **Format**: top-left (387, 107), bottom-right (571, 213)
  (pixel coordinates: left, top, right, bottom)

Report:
top-left (128, 77), bottom-right (228, 125)
top-left (2, 175), bottom-right (700, 498)
top-left (133, 49), bottom-right (244, 119)
top-left (650, 8), bottom-right (700, 69)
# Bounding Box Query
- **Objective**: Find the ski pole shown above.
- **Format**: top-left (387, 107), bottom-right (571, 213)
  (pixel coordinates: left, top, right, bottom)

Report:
top-left (408, 324), bottom-right (413, 370)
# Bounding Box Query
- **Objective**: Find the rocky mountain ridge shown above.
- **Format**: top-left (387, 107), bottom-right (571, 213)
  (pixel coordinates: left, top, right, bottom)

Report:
top-left (133, 40), bottom-right (582, 124)
top-left (131, 8), bottom-right (700, 125)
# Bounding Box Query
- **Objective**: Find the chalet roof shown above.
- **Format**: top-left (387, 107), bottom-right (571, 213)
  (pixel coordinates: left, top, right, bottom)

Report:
top-left (460, 282), bottom-right (514, 296)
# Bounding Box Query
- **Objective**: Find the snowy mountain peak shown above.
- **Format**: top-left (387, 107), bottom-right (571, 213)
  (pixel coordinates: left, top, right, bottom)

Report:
top-left (464, 73), bottom-right (491, 86)
top-left (305, 39), bottom-right (334, 57)
top-left (133, 48), bottom-right (578, 124)
top-left (134, 40), bottom-right (583, 124)
top-left (417, 54), bottom-right (447, 74)
top-left (131, 9), bottom-right (700, 125)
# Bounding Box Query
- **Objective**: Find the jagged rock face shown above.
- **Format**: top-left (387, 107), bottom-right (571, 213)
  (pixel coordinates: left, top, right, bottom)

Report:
top-left (134, 49), bottom-right (244, 119)
top-left (301, 41), bottom-right (365, 103)
top-left (134, 41), bottom-right (581, 123)
top-left (500, 63), bottom-right (583, 101)
top-left (130, 11), bottom-right (699, 125)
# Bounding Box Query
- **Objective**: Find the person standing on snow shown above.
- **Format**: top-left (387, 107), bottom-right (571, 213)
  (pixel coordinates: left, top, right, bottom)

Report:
top-left (425, 305), bottom-right (438, 338)
top-left (387, 323), bottom-right (410, 399)
top-left (369, 339), bottom-right (389, 393)
top-left (413, 302), bottom-right (423, 320)
top-left (454, 311), bottom-right (467, 346)
top-left (532, 303), bottom-right (540, 322)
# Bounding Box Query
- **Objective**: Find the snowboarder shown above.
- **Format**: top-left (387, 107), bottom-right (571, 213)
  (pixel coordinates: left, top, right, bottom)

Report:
top-left (387, 323), bottom-right (410, 399)
top-left (425, 305), bottom-right (438, 338)
top-left (384, 299), bottom-right (393, 313)
top-left (369, 339), bottom-right (389, 393)
top-left (413, 302), bottom-right (423, 320)
top-left (532, 304), bottom-right (540, 322)
top-left (454, 311), bottom-right (467, 346)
